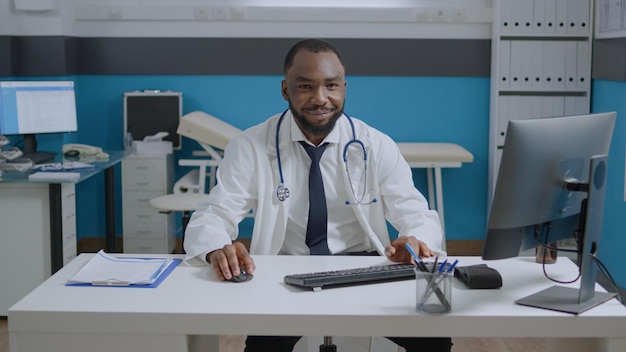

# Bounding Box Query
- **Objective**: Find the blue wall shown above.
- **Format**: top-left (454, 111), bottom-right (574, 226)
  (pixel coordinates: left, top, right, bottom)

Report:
top-left (63, 75), bottom-right (490, 246)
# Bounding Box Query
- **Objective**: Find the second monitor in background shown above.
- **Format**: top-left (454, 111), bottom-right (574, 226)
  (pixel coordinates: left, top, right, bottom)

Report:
top-left (0, 81), bottom-right (78, 164)
top-left (123, 90), bottom-right (182, 150)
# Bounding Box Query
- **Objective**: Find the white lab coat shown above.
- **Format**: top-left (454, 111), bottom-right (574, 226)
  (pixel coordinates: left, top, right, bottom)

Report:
top-left (184, 111), bottom-right (443, 261)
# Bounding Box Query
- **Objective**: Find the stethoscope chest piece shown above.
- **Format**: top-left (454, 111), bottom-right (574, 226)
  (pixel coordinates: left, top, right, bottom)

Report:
top-left (277, 183), bottom-right (290, 202)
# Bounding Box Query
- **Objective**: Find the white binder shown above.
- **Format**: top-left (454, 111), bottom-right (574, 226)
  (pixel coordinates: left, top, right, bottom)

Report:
top-left (577, 0), bottom-right (591, 35)
top-left (520, 0), bottom-right (534, 34)
top-left (542, 41), bottom-right (555, 90)
top-left (552, 41), bottom-right (566, 91)
top-left (566, 0), bottom-right (579, 35)
top-left (543, 0), bottom-right (557, 34)
top-left (530, 40), bottom-right (544, 90)
top-left (555, 0), bottom-right (568, 34)
top-left (576, 40), bottom-right (590, 90)
top-left (498, 40), bottom-right (511, 90)
top-left (509, 41), bottom-right (523, 90)
top-left (533, 0), bottom-right (546, 34)
top-left (520, 40), bottom-right (533, 90)
top-left (529, 96), bottom-right (543, 119)
top-left (564, 41), bottom-right (578, 90)
top-left (541, 96), bottom-right (555, 118)
top-left (509, 0), bottom-right (523, 34)
top-left (499, 0), bottom-right (512, 34)
top-left (497, 95), bottom-right (509, 146)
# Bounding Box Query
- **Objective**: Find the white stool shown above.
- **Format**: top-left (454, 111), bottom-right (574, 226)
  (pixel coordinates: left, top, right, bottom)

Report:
top-left (397, 142), bottom-right (474, 250)
top-left (149, 193), bottom-right (211, 245)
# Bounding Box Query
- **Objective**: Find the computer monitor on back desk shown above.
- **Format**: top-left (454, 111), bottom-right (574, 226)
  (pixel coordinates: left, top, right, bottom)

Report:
top-left (0, 81), bottom-right (77, 163)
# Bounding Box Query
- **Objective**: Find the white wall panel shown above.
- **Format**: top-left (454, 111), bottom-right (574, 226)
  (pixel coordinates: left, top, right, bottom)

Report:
top-left (0, 0), bottom-right (493, 39)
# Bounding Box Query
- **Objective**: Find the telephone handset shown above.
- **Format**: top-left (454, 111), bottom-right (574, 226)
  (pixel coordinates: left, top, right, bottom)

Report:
top-left (62, 143), bottom-right (109, 160)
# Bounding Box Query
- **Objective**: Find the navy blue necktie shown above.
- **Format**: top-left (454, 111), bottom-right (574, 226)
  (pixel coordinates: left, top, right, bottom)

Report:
top-left (300, 141), bottom-right (330, 255)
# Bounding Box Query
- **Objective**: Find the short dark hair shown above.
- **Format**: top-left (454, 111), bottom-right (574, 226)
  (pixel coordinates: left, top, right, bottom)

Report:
top-left (283, 38), bottom-right (346, 74)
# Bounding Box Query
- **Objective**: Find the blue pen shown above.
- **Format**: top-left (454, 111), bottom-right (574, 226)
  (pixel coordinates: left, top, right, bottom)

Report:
top-left (437, 259), bottom-right (448, 273)
top-left (445, 259), bottom-right (459, 273)
top-left (404, 243), bottom-right (428, 272)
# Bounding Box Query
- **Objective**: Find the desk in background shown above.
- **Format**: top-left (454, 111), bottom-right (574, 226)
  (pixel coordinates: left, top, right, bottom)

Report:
top-left (0, 150), bottom-right (128, 315)
top-left (397, 143), bottom-right (474, 248)
top-left (8, 254), bottom-right (626, 352)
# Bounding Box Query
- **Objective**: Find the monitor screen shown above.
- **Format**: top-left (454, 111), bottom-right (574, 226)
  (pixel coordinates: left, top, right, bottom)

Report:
top-left (123, 92), bottom-right (182, 149)
top-left (0, 81), bottom-right (78, 157)
top-left (0, 81), bottom-right (77, 135)
top-left (482, 111), bottom-right (617, 314)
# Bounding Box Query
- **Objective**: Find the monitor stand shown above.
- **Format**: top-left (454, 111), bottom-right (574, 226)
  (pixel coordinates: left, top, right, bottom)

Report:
top-left (22, 151), bottom-right (56, 164)
top-left (516, 155), bottom-right (616, 314)
top-left (21, 134), bottom-right (57, 164)
top-left (516, 285), bottom-right (615, 314)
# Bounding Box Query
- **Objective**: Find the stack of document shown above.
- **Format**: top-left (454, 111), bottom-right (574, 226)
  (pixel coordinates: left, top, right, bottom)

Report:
top-left (32, 161), bottom-right (95, 172)
top-left (67, 250), bottom-right (175, 286)
top-left (29, 172), bottom-right (81, 181)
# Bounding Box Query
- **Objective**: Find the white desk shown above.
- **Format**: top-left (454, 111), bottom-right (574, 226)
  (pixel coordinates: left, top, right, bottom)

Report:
top-left (397, 143), bottom-right (473, 245)
top-left (0, 151), bottom-right (129, 316)
top-left (9, 255), bottom-right (626, 352)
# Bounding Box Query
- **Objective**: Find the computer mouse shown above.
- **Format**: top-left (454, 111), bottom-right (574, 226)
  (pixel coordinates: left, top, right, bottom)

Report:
top-left (227, 269), bottom-right (253, 283)
top-left (64, 149), bottom-right (80, 157)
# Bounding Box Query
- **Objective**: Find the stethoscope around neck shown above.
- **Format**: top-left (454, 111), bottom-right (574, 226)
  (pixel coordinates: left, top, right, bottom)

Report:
top-left (275, 109), bottom-right (377, 205)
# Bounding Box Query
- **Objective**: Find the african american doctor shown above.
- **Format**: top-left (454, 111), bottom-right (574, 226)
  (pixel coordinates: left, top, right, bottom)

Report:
top-left (184, 38), bottom-right (451, 352)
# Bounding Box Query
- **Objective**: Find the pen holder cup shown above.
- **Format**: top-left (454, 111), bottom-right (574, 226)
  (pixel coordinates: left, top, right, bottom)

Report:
top-left (415, 269), bottom-right (452, 314)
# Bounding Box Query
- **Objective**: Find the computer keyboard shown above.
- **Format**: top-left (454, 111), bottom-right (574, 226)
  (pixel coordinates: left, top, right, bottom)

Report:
top-left (284, 263), bottom-right (441, 291)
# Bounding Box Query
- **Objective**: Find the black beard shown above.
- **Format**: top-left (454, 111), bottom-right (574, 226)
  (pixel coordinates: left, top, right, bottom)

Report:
top-left (289, 102), bottom-right (344, 137)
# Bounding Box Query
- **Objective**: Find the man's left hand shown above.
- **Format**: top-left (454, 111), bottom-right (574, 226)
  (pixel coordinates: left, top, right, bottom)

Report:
top-left (384, 236), bottom-right (435, 264)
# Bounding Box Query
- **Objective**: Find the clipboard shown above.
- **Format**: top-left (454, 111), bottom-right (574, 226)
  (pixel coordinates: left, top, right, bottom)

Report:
top-left (66, 258), bottom-right (182, 288)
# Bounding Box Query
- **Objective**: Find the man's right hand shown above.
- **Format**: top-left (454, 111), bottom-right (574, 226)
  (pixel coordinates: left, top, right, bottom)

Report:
top-left (207, 241), bottom-right (255, 281)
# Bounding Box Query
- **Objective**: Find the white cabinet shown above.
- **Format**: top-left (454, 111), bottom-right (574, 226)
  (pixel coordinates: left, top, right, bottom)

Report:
top-left (488, 0), bottom-right (592, 205)
top-left (0, 182), bottom-right (76, 315)
top-left (122, 153), bottom-right (176, 254)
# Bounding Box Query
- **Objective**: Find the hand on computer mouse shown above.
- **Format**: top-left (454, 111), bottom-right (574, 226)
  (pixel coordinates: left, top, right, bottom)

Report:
top-left (227, 269), bottom-right (253, 283)
top-left (208, 242), bottom-right (256, 282)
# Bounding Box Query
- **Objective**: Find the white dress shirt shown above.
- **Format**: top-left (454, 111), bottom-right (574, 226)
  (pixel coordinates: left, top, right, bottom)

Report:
top-left (281, 116), bottom-right (371, 255)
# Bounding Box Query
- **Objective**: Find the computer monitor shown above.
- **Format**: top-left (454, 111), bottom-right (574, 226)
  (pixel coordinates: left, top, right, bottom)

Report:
top-left (482, 111), bottom-right (617, 314)
top-left (0, 81), bottom-right (78, 162)
top-left (123, 91), bottom-right (182, 150)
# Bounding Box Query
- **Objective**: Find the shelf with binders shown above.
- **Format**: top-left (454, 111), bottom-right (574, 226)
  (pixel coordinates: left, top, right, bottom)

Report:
top-left (487, 0), bottom-right (593, 204)
top-left (496, 38), bottom-right (590, 95)
top-left (498, 0), bottom-right (591, 38)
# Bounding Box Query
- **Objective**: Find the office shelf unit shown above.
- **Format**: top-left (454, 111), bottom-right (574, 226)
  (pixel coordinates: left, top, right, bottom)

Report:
top-left (0, 183), bottom-right (76, 315)
top-left (122, 153), bottom-right (176, 254)
top-left (488, 0), bottom-right (592, 205)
